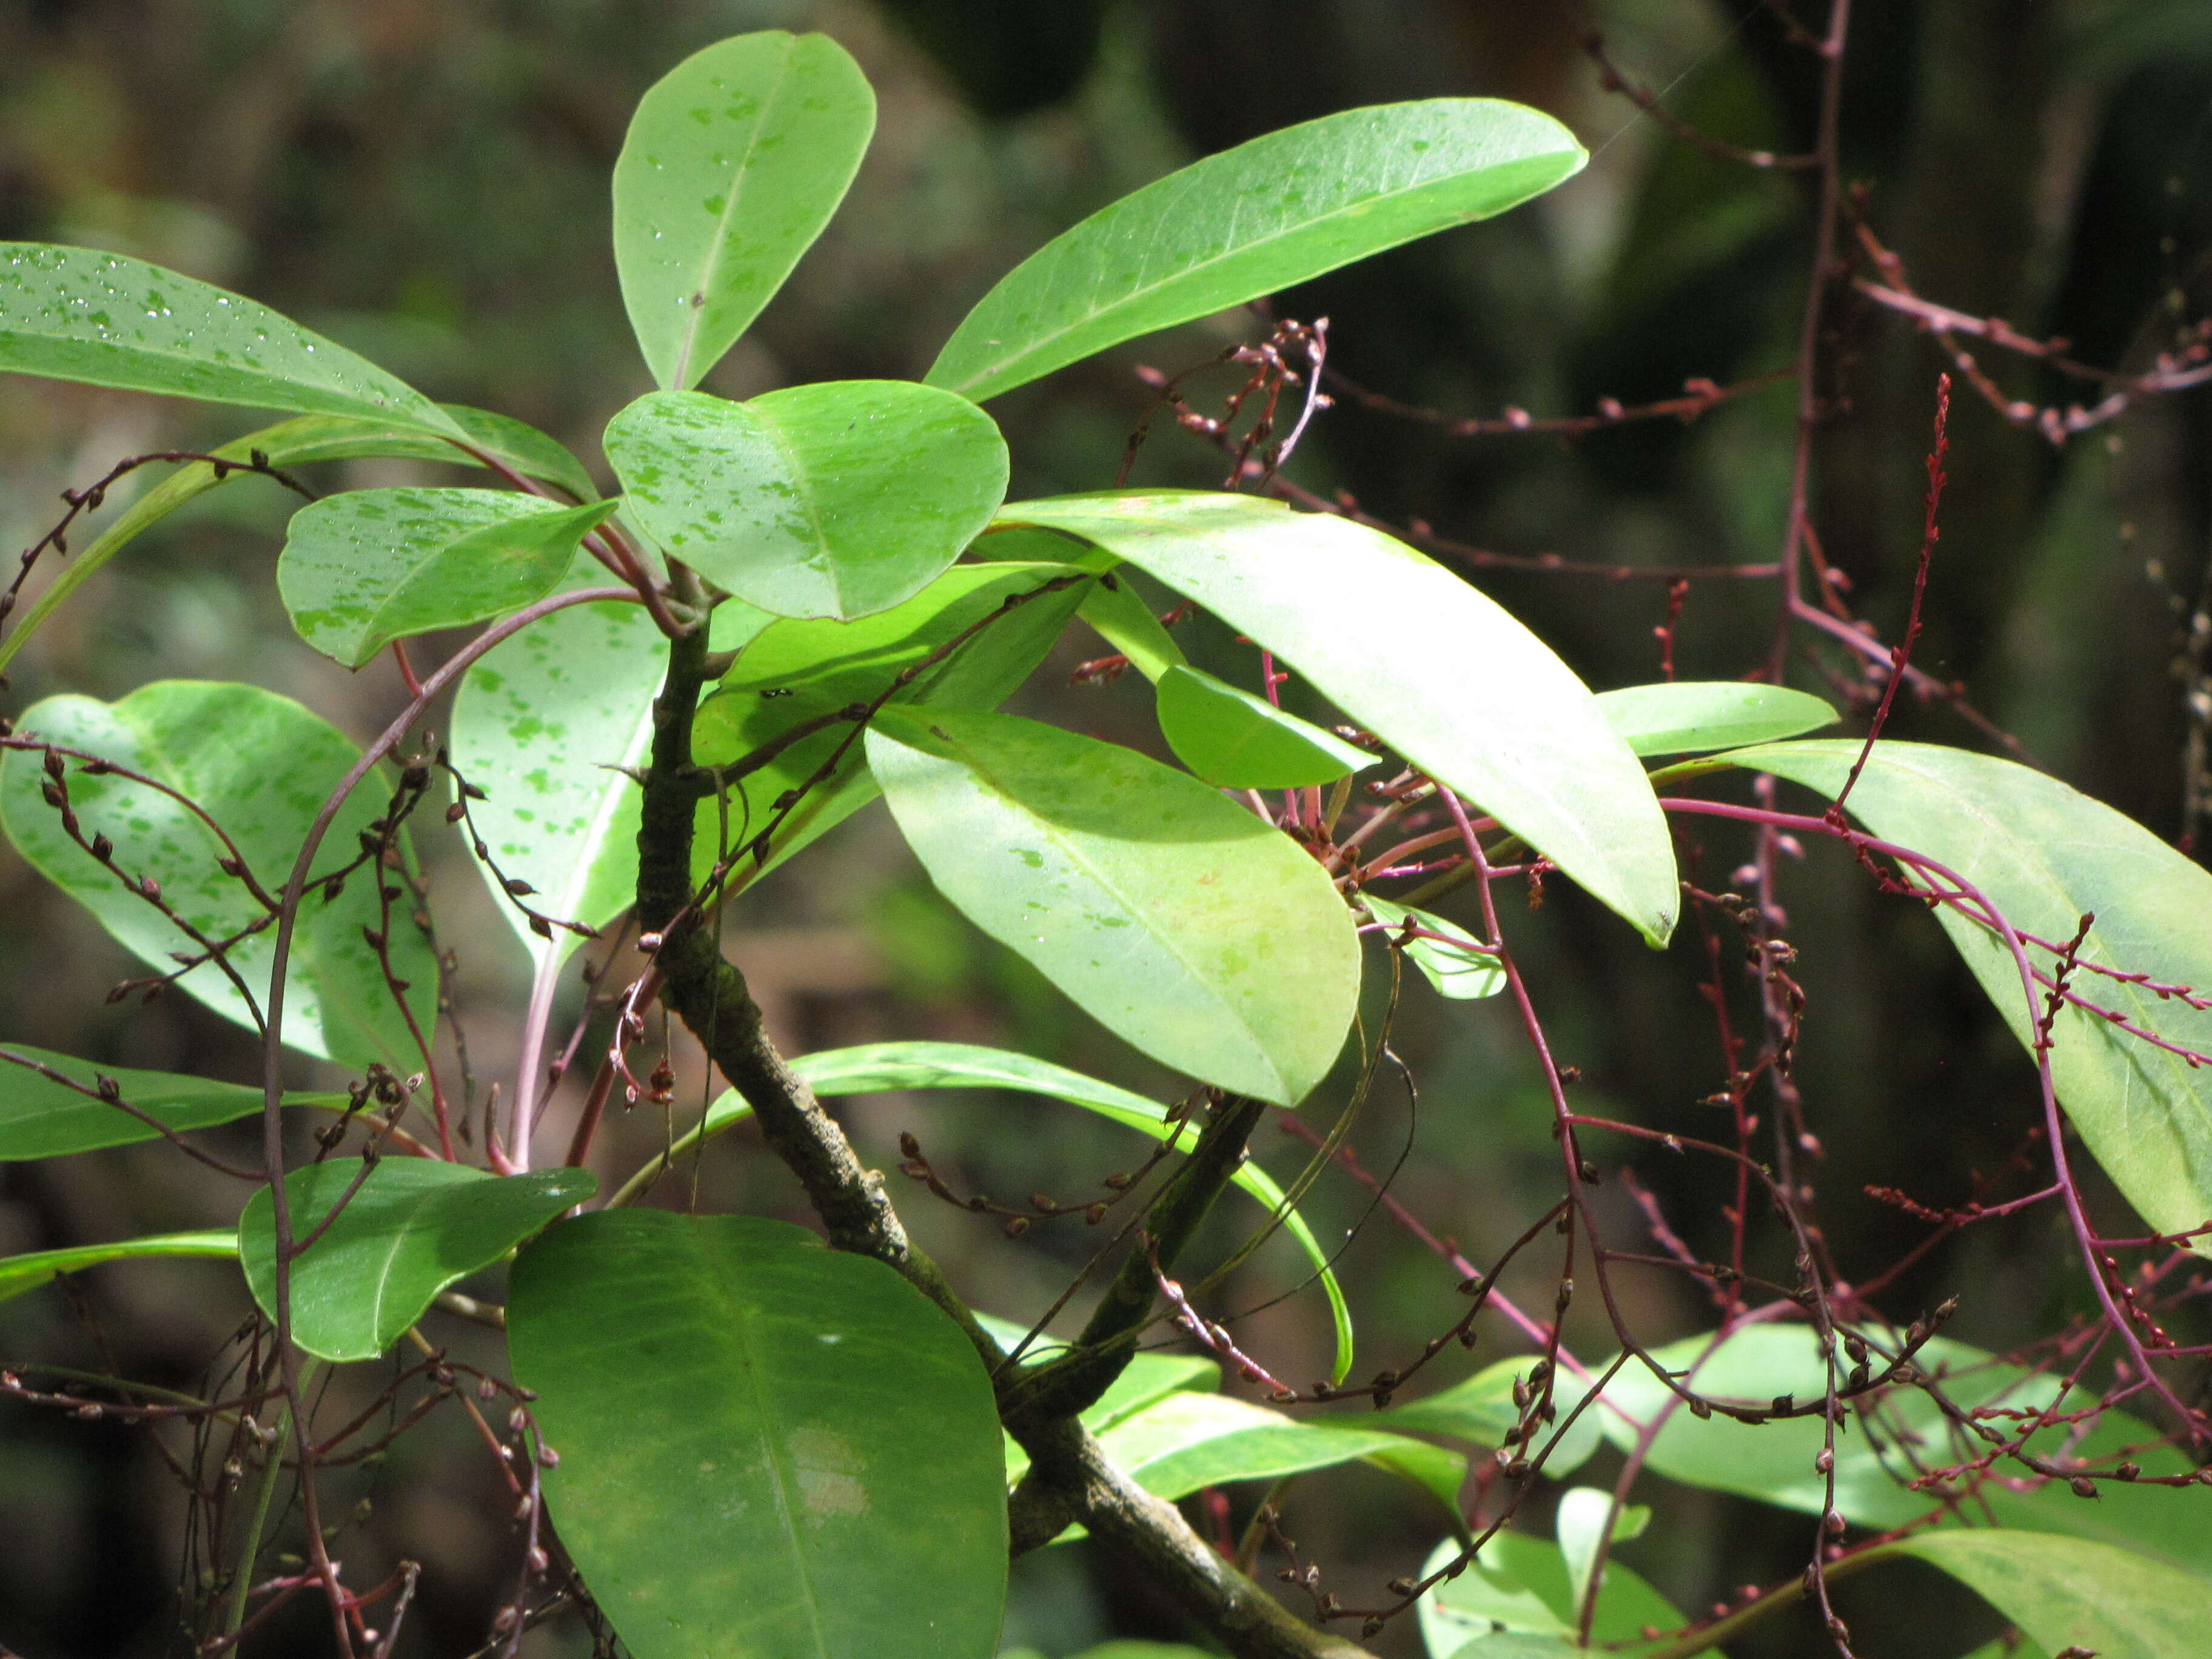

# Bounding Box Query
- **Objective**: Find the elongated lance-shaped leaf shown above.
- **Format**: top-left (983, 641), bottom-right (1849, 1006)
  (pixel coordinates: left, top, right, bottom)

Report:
top-left (1358, 895), bottom-right (1504, 1000)
top-left (994, 494), bottom-right (1678, 945)
top-left (1597, 681), bottom-right (1837, 756)
top-left (239, 1160), bottom-right (591, 1362)
top-left (1872, 1530), bottom-right (2212, 1659)
top-left (866, 707), bottom-right (1361, 1105)
top-left (0, 404), bottom-right (598, 674)
top-left (606, 383), bottom-right (1009, 620)
top-left (1, 1229), bottom-right (235, 1308)
top-left (927, 100), bottom-right (1584, 403)
top-left (1734, 740), bottom-right (2212, 1242)
top-left (687, 561), bottom-right (1088, 895)
top-left (0, 1044), bottom-right (343, 1160)
top-left (614, 32), bottom-right (875, 392)
top-left (1077, 576), bottom-right (1186, 681)
top-left (1155, 663), bottom-right (1375, 788)
top-left (509, 1212), bottom-right (1008, 1659)
top-left (280, 489), bottom-right (620, 668)
top-left (1368, 1353), bottom-right (1604, 1473)
top-left (1414, 1530), bottom-right (1684, 1656)
top-left (0, 682), bottom-right (438, 1069)
top-left (0, 244), bottom-right (461, 435)
top-left (448, 568), bottom-right (678, 974)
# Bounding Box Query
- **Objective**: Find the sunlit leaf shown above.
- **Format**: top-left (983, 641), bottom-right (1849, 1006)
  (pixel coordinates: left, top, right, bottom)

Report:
top-left (0, 244), bottom-right (460, 434)
top-left (1555, 1487), bottom-right (1650, 1627)
top-left (0, 1044), bottom-right (341, 1160)
top-left (239, 1159), bottom-right (591, 1362)
top-left (279, 488), bottom-right (618, 668)
top-left (1155, 664), bottom-right (1375, 788)
top-left (606, 383), bottom-right (1008, 620)
top-left (614, 32), bottom-right (874, 392)
top-left (0, 682), bottom-right (438, 1068)
top-left (1077, 577), bottom-right (1186, 682)
top-left (996, 494), bottom-right (1677, 945)
top-left (865, 708), bottom-right (1360, 1105)
top-left (509, 1211), bottom-right (1007, 1659)
top-left (1597, 682), bottom-right (1836, 756)
top-left (1359, 895), bottom-right (1505, 1000)
top-left (927, 101), bottom-right (1584, 403)
top-left (0, 1229), bottom-right (234, 1308)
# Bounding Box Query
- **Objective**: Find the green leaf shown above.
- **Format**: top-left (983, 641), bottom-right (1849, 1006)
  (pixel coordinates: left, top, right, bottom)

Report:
top-left (1556, 1487), bottom-right (1651, 1629)
top-left (1736, 740), bottom-right (2212, 1241)
top-left (994, 494), bottom-right (1677, 945)
top-left (0, 404), bottom-right (596, 674)
top-left (278, 489), bottom-right (619, 668)
top-left (1370, 1354), bottom-right (1603, 1476)
top-left (1879, 1530), bottom-right (2212, 1659)
top-left (783, 1042), bottom-right (1352, 1381)
top-left (614, 32), bottom-right (875, 392)
top-left (1078, 577), bottom-right (1186, 682)
top-left (983, 1310), bottom-right (1219, 1490)
top-left (1094, 1390), bottom-right (1465, 1517)
top-left (865, 707), bottom-right (1361, 1105)
top-left (0, 682), bottom-right (438, 1069)
top-left (239, 1159), bottom-right (591, 1362)
top-left (0, 244), bottom-right (460, 435)
top-left (1597, 682), bottom-right (1837, 756)
top-left (1415, 1530), bottom-right (1684, 1656)
top-left (509, 1211), bottom-right (1007, 1659)
top-left (606, 384), bottom-right (1009, 620)
top-left (0, 1229), bottom-right (235, 1307)
top-left (449, 565), bottom-right (679, 973)
top-left (1359, 896), bottom-right (1505, 1001)
top-left (688, 561), bottom-right (1088, 893)
top-left (1156, 664), bottom-right (1375, 788)
top-left (0, 1044), bottom-right (342, 1159)
top-left (927, 101), bottom-right (1585, 403)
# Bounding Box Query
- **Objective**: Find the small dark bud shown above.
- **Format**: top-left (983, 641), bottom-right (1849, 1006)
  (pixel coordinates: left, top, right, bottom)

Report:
top-left (90, 833), bottom-right (112, 860)
top-left (137, 875), bottom-right (159, 900)
top-left (528, 916), bottom-right (552, 939)
top-left (461, 781), bottom-right (488, 800)
top-left (41, 750), bottom-right (64, 780)
top-left (95, 1074), bottom-right (121, 1102)
top-left (216, 854), bottom-right (241, 876)
top-left (400, 765), bottom-right (429, 790)
top-left (445, 802), bottom-right (468, 823)
top-left (2069, 1476), bottom-right (2098, 1499)
top-left (504, 877), bottom-right (536, 896)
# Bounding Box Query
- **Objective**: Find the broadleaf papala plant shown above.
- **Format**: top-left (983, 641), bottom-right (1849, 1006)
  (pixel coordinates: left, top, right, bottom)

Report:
top-left (4, 21), bottom-right (2212, 1659)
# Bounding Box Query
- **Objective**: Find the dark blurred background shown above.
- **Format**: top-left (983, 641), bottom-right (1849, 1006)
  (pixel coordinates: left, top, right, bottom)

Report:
top-left (3, 1), bottom-right (2211, 1655)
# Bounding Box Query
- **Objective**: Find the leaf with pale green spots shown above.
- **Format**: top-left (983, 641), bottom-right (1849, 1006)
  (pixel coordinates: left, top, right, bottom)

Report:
top-left (0, 682), bottom-right (437, 1068)
top-left (0, 1229), bottom-right (236, 1308)
top-left (0, 243), bottom-right (460, 434)
top-left (0, 1044), bottom-right (343, 1160)
top-left (1358, 896), bottom-right (1505, 1000)
top-left (605, 383), bottom-right (1008, 620)
top-left (1597, 682), bottom-right (1836, 756)
top-left (864, 707), bottom-right (1360, 1105)
top-left (614, 32), bottom-right (875, 392)
top-left (1155, 664), bottom-right (1375, 788)
top-left (279, 488), bottom-right (619, 668)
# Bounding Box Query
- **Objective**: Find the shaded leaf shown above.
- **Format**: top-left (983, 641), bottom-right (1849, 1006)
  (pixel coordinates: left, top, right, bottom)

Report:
top-left (1878, 1529), bottom-right (2212, 1659)
top-left (0, 1044), bottom-right (341, 1160)
top-left (0, 1229), bottom-right (234, 1307)
top-left (865, 707), bottom-right (1360, 1105)
top-left (1078, 577), bottom-right (1186, 682)
top-left (509, 1211), bottom-right (1007, 1659)
top-left (240, 1159), bottom-right (591, 1362)
top-left (606, 383), bottom-right (1008, 620)
top-left (1597, 682), bottom-right (1836, 756)
top-left (927, 101), bottom-right (1584, 403)
top-left (0, 243), bottom-right (459, 434)
top-left (1737, 740), bottom-right (2212, 1241)
top-left (1370, 1353), bottom-right (1604, 1476)
top-left (1360, 896), bottom-right (1505, 1000)
top-left (0, 682), bottom-right (438, 1068)
top-left (994, 494), bottom-right (1676, 945)
top-left (279, 488), bottom-right (618, 668)
top-left (1415, 1530), bottom-right (1684, 1657)
top-left (614, 32), bottom-right (874, 392)
top-left (1156, 664), bottom-right (1375, 788)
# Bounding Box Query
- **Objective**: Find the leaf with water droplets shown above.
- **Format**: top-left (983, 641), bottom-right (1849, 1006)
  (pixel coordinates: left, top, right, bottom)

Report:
top-left (0, 243), bottom-right (460, 435)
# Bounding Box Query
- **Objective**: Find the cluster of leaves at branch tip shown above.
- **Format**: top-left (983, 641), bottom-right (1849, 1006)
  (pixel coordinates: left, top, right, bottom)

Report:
top-left (5, 19), bottom-right (2212, 1659)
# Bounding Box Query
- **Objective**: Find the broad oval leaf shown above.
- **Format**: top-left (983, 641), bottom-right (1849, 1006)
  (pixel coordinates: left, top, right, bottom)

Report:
top-left (865, 707), bottom-right (1360, 1105)
top-left (509, 1210), bottom-right (1007, 1659)
top-left (614, 32), bottom-right (875, 392)
top-left (606, 384), bottom-right (1009, 620)
top-left (0, 682), bottom-right (438, 1068)
top-left (0, 1229), bottom-right (234, 1308)
top-left (240, 1159), bottom-right (591, 1362)
top-left (926, 101), bottom-right (1585, 403)
top-left (996, 494), bottom-right (1677, 945)
top-left (1736, 740), bottom-right (2212, 1241)
top-left (1415, 1530), bottom-right (1683, 1657)
top-left (0, 404), bottom-right (597, 674)
top-left (279, 489), bottom-right (619, 668)
top-left (1597, 682), bottom-right (1837, 756)
top-left (0, 243), bottom-right (460, 435)
top-left (449, 567), bottom-right (676, 973)
top-left (1876, 1529), bottom-right (2212, 1659)
top-left (1156, 664), bottom-right (1375, 787)
top-left (0, 1044), bottom-right (341, 1160)
top-left (1556, 1487), bottom-right (1651, 1627)
top-left (1359, 896), bottom-right (1505, 1001)
top-left (688, 561), bottom-right (1087, 892)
